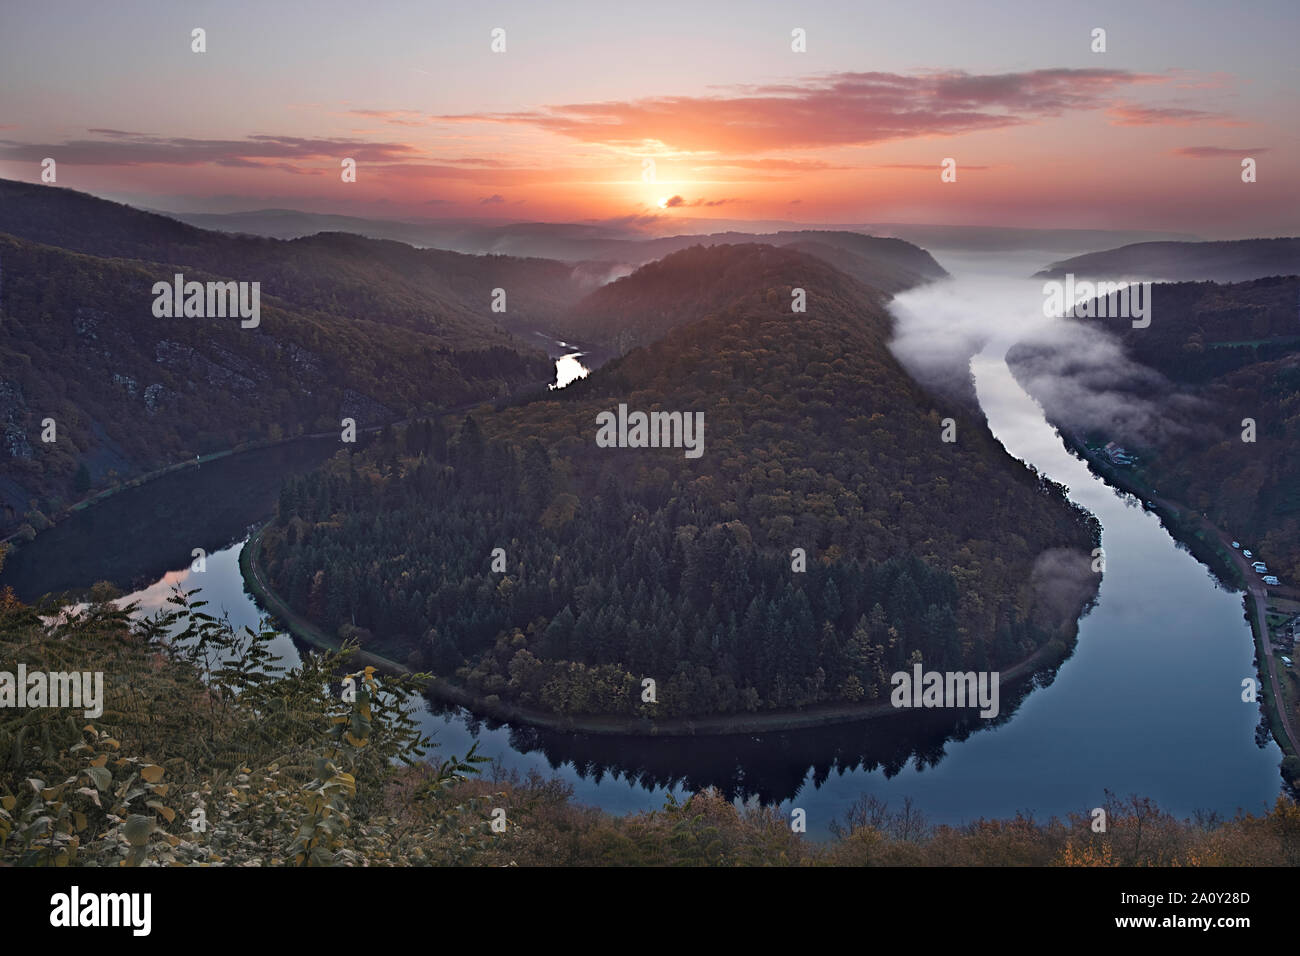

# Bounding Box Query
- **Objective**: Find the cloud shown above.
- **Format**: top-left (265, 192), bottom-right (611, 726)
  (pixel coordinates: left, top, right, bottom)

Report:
top-left (441, 68), bottom-right (1174, 152)
top-left (212, 157), bottom-right (323, 175)
top-left (685, 158), bottom-right (845, 171)
top-left (436, 157), bottom-right (513, 167)
top-left (1029, 549), bottom-right (1099, 632)
top-left (86, 128), bottom-right (151, 137)
top-left (1007, 325), bottom-right (1201, 445)
top-left (0, 131), bottom-right (417, 166)
top-left (599, 213), bottom-right (665, 229)
top-left (872, 163), bottom-right (993, 170)
top-left (887, 273), bottom-right (1204, 446)
top-left (663, 195), bottom-right (742, 207)
top-left (1107, 104), bottom-right (1245, 126)
top-left (479, 193), bottom-right (506, 204)
top-left (1173, 145), bottom-right (1270, 158)
top-left (347, 108), bottom-right (428, 127)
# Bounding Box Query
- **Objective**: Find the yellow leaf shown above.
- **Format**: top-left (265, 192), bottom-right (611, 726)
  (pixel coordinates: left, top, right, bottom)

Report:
top-left (151, 784), bottom-right (170, 797)
top-left (89, 754), bottom-right (108, 768)
top-left (140, 765), bottom-right (165, 783)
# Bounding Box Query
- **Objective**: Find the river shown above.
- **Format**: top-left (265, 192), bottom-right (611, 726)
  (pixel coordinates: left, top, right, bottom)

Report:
top-left (1, 285), bottom-right (1283, 835)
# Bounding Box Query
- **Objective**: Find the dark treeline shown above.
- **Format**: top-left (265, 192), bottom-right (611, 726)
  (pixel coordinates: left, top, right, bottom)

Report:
top-left (263, 417), bottom-right (1047, 717)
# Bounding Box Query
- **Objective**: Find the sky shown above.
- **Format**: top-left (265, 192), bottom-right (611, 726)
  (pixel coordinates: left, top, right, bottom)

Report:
top-left (0, 0), bottom-right (1296, 236)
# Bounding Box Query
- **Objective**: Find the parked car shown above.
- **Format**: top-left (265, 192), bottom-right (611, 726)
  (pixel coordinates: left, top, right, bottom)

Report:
top-left (1263, 575), bottom-right (1280, 586)
top-left (1244, 550), bottom-right (1253, 558)
top-left (1232, 541), bottom-right (1241, 549)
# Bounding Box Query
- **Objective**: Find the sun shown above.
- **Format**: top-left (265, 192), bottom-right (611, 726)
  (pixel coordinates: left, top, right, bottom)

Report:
top-left (656, 196), bottom-right (669, 209)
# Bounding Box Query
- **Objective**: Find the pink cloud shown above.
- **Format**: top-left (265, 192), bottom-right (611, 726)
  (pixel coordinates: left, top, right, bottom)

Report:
top-left (1107, 104), bottom-right (1246, 126)
top-left (439, 68), bottom-right (1179, 152)
top-left (871, 163), bottom-right (993, 170)
top-left (0, 132), bottom-right (417, 166)
top-left (1174, 145), bottom-right (1270, 157)
top-left (662, 195), bottom-right (743, 207)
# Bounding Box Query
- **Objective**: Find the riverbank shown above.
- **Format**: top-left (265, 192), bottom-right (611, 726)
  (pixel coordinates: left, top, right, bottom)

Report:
top-left (241, 521), bottom-right (1075, 737)
top-left (1, 426), bottom-right (358, 556)
top-left (2, 436), bottom-right (279, 549)
top-left (1057, 429), bottom-right (1298, 764)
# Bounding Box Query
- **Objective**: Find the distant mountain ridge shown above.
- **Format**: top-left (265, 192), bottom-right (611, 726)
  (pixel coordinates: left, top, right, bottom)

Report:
top-left (169, 207), bottom-right (1194, 259)
top-left (1035, 238), bottom-right (1300, 283)
top-left (555, 241), bottom-right (943, 351)
top-left (0, 179), bottom-right (586, 344)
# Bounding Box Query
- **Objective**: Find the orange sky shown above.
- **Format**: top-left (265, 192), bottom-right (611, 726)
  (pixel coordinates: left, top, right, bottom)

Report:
top-left (1, 1), bottom-right (1296, 236)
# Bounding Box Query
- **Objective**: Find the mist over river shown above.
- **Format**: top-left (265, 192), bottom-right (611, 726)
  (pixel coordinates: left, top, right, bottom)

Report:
top-left (2, 259), bottom-right (1283, 836)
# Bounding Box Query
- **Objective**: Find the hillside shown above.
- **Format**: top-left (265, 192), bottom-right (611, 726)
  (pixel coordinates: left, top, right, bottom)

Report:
top-left (0, 178), bottom-right (587, 341)
top-left (553, 241), bottom-right (940, 352)
top-left (0, 232), bottom-right (552, 536)
top-left (257, 246), bottom-right (1099, 722)
top-left (1034, 238), bottom-right (1300, 283)
top-left (1009, 275), bottom-right (1300, 579)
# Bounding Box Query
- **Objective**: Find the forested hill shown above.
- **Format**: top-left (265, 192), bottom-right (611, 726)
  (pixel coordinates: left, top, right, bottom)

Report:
top-left (1011, 275), bottom-right (1300, 580)
top-left (553, 241), bottom-right (939, 352)
top-left (0, 232), bottom-right (552, 536)
top-left (1034, 238), bottom-right (1300, 283)
top-left (259, 246), bottom-right (1100, 722)
top-left (0, 178), bottom-right (586, 341)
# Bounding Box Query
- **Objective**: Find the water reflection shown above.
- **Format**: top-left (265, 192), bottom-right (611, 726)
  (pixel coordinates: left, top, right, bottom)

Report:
top-left (1, 436), bottom-right (339, 602)
top-left (424, 664), bottom-right (1057, 805)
